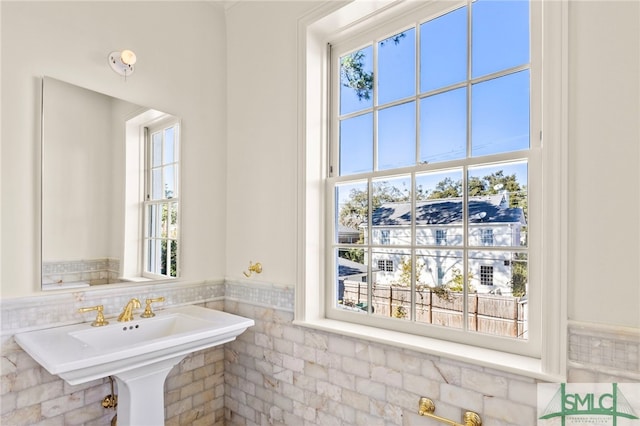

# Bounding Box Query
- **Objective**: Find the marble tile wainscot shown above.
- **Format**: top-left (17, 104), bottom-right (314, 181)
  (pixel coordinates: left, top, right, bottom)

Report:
top-left (2, 280), bottom-right (639, 425)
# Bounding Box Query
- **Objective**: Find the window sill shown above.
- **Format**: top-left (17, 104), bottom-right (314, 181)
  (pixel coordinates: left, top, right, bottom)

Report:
top-left (119, 276), bottom-right (154, 283)
top-left (293, 317), bottom-right (564, 382)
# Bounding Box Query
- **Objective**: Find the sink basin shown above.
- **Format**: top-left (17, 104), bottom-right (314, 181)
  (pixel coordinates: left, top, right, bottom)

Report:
top-left (15, 305), bottom-right (254, 425)
top-left (69, 312), bottom-right (217, 351)
top-left (15, 305), bottom-right (253, 384)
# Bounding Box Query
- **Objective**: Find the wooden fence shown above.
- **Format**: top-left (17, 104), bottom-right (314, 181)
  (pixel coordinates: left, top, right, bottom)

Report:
top-left (342, 281), bottom-right (527, 338)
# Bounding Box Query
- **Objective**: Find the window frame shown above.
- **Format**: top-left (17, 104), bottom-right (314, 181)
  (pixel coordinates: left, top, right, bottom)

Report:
top-left (329, 0), bottom-right (537, 354)
top-left (296, 0), bottom-right (568, 380)
top-left (142, 117), bottom-right (181, 280)
top-left (122, 110), bottom-right (181, 282)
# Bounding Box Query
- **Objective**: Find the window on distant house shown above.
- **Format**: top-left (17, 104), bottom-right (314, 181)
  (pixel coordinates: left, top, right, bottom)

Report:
top-left (481, 228), bottom-right (494, 246)
top-left (480, 265), bottom-right (494, 286)
top-left (143, 118), bottom-right (180, 279)
top-left (380, 230), bottom-right (390, 245)
top-left (329, 0), bottom-right (534, 347)
top-left (377, 259), bottom-right (394, 272)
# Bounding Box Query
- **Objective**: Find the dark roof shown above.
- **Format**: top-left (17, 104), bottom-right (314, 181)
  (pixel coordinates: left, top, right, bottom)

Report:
top-left (370, 197), bottom-right (526, 227)
top-left (338, 257), bottom-right (376, 278)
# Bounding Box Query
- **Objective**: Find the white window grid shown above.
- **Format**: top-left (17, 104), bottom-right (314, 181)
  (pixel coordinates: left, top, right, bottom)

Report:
top-left (143, 119), bottom-right (181, 280)
top-left (326, 0), bottom-right (540, 351)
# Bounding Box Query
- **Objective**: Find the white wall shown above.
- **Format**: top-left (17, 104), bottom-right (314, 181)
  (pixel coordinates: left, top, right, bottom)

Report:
top-left (567, 1), bottom-right (640, 328)
top-left (225, 1), bottom-right (319, 287)
top-left (225, 1), bottom-right (639, 329)
top-left (1, 1), bottom-right (228, 297)
top-left (41, 78), bottom-right (142, 262)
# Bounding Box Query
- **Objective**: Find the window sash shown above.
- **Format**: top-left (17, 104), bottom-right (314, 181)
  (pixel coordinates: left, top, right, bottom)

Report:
top-left (325, 0), bottom-right (541, 356)
top-left (143, 119), bottom-right (181, 280)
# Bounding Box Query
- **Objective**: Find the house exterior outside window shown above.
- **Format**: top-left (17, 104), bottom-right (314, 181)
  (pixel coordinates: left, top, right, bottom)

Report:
top-left (380, 230), bottom-right (390, 245)
top-left (361, 195), bottom-right (525, 294)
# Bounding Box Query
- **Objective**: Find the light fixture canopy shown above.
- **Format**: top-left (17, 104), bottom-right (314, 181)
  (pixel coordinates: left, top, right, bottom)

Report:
top-left (109, 50), bottom-right (136, 76)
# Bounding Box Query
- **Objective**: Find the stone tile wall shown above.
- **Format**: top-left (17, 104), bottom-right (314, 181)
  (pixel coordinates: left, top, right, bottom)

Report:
top-left (567, 320), bottom-right (640, 383)
top-left (223, 300), bottom-right (540, 426)
top-left (1, 280), bottom-right (638, 425)
top-left (41, 258), bottom-right (120, 287)
top-left (222, 282), bottom-right (640, 426)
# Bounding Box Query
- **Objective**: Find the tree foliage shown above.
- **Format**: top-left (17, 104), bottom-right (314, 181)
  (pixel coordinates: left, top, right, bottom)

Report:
top-left (340, 51), bottom-right (374, 101)
top-left (510, 254), bottom-right (528, 297)
top-left (339, 171), bottom-right (526, 231)
top-left (340, 32), bottom-right (406, 102)
top-left (425, 177), bottom-right (462, 200)
top-left (339, 181), bottom-right (411, 230)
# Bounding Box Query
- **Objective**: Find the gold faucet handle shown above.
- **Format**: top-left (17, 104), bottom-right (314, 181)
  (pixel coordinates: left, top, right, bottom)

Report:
top-left (141, 297), bottom-right (165, 318)
top-left (78, 305), bottom-right (109, 327)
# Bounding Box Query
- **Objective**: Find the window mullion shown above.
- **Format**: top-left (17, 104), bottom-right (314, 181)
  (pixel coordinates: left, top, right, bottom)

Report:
top-left (462, 166), bottom-right (469, 332)
top-left (373, 43), bottom-right (379, 173)
top-left (367, 178), bottom-right (373, 314)
top-left (462, 0), bottom-right (473, 333)
top-left (415, 16), bottom-right (422, 166)
top-left (411, 172), bottom-right (417, 321)
top-left (412, 15), bottom-right (420, 323)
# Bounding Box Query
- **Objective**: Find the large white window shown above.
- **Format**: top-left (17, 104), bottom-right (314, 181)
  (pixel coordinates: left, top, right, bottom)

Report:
top-left (143, 119), bottom-right (180, 279)
top-left (329, 0), bottom-right (534, 349)
top-left (298, 0), bottom-right (567, 378)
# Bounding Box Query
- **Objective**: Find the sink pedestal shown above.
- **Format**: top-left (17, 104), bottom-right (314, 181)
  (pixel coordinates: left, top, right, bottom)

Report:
top-left (113, 355), bottom-right (187, 425)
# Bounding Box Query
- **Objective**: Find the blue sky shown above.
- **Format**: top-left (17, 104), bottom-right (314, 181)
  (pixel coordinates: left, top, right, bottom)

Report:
top-left (338, 0), bottom-right (530, 182)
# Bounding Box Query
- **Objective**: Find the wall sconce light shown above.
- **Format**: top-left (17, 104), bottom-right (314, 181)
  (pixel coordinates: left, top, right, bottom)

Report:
top-left (108, 49), bottom-right (137, 77)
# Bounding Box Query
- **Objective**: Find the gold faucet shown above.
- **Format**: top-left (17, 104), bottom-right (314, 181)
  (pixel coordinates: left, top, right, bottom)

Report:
top-left (78, 305), bottom-right (109, 327)
top-left (118, 298), bottom-right (141, 322)
top-left (140, 297), bottom-right (166, 318)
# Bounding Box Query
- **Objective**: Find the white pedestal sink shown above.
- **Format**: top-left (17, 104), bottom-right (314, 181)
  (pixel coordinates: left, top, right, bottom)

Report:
top-left (15, 305), bottom-right (254, 425)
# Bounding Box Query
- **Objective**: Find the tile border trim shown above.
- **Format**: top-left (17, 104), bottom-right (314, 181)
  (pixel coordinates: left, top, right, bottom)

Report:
top-left (3, 281), bottom-right (638, 377)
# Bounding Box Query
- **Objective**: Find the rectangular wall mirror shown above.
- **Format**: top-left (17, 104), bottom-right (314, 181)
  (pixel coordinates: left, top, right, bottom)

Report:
top-left (41, 77), bottom-right (181, 290)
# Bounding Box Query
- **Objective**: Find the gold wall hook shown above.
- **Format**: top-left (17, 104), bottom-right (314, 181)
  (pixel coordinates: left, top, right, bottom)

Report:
top-left (418, 397), bottom-right (482, 426)
top-left (243, 261), bottom-right (262, 277)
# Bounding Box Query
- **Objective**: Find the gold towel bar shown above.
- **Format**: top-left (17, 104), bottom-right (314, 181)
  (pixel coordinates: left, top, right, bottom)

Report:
top-left (418, 397), bottom-right (482, 426)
